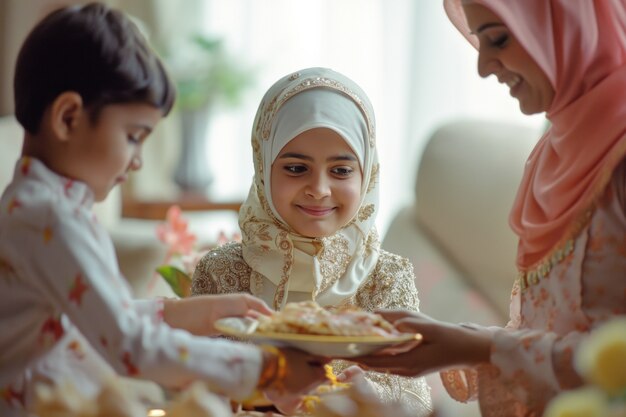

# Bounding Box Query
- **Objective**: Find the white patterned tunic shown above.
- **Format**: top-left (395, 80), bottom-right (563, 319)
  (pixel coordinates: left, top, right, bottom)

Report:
top-left (0, 157), bottom-right (262, 416)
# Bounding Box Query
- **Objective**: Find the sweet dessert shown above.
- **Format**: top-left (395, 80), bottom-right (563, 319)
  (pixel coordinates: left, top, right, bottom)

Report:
top-left (33, 381), bottom-right (98, 417)
top-left (166, 381), bottom-right (232, 417)
top-left (32, 377), bottom-right (148, 417)
top-left (310, 373), bottom-right (413, 417)
top-left (256, 301), bottom-right (401, 337)
top-left (95, 380), bottom-right (149, 417)
top-left (33, 378), bottom-right (233, 417)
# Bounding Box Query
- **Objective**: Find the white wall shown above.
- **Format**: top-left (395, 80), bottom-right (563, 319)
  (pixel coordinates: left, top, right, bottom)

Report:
top-left (0, 1), bottom-right (547, 236)
top-left (132, 0), bottom-right (546, 236)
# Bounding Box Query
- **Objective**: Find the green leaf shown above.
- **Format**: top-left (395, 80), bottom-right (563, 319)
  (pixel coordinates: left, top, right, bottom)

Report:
top-left (156, 265), bottom-right (192, 298)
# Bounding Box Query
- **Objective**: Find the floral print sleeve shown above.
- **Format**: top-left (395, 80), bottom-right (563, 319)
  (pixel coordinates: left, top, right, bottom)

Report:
top-left (0, 159), bottom-right (261, 415)
top-left (441, 158), bottom-right (626, 417)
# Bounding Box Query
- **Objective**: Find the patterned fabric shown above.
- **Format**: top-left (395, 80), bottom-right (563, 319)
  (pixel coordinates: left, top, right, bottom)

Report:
top-left (440, 158), bottom-right (626, 417)
top-left (0, 158), bottom-right (262, 417)
top-left (193, 242), bottom-right (432, 414)
top-left (239, 67), bottom-right (380, 311)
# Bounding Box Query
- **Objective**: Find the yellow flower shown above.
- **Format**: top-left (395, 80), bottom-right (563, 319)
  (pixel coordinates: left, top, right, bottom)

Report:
top-left (544, 387), bottom-right (608, 417)
top-left (576, 318), bottom-right (626, 394)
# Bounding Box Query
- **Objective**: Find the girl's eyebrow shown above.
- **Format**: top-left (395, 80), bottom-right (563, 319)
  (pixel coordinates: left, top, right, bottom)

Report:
top-left (327, 154), bottom-right (357, 162)
top-left (471, 22), bottom-right (506, 35)
top-left (278, 152), bottom-right (358, 162)
top-left (278, 152), bottom-right (313, 161)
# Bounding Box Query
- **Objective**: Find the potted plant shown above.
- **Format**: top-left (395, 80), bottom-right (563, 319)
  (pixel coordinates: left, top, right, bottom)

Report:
top-left (164, 35), bottom-right (255, 193)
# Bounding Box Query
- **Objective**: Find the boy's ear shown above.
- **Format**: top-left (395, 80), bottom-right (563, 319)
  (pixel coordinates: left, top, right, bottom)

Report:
top-left (49, 92), bottom-right (84, 140)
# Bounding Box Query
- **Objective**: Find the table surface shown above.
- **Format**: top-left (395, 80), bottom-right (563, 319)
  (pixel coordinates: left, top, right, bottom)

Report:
top-left (122, 192), bottom-right (241, 220)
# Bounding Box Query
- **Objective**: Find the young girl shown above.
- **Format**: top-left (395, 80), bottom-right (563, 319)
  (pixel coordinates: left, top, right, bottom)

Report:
top-left (0, 4), bottom-right (326, 416)
top-left (192, 67), bottom-right (432, 414)
top-left (356, 1), bottom-right (626, 416)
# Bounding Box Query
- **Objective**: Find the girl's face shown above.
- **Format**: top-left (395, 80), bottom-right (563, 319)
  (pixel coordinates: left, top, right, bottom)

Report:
top-left (463, 3), bottom-right (555, 114)
top-left (270, 127), bottom-right (363, 238)
top-left (66, 102), bottom-right (161, 201)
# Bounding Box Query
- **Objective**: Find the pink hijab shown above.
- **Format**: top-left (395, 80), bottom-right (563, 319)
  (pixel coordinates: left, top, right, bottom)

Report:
top-left (445, 0), bottom-right (626, 270)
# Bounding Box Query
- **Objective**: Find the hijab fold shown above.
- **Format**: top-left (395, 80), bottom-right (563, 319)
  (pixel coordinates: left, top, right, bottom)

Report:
top-left (445, 0), bottom-right (626, 269)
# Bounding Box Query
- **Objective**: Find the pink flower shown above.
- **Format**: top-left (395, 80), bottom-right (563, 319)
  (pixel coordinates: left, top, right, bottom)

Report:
top-left (156, 205), bottom-right (197, 257)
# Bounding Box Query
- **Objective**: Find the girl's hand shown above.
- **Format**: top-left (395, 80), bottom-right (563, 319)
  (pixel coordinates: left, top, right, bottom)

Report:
top-left (353, 310), bottom-right (492, 377)
top-left (336, 365), bottom-right (378, 397)
top-left (163, 294), bottom-right (273, 336)
top-left (336, 364), bottom-right (365, 382)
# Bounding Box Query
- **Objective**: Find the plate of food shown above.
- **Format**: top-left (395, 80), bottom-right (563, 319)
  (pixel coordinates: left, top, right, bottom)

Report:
top-left (214, 301), bottom-right (421, 357)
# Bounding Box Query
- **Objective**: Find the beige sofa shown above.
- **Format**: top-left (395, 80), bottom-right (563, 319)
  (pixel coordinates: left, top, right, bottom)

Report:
top-left (381, 118), bottom-right (542, 415)
top-left (0, 115), bottom-right (22, 187)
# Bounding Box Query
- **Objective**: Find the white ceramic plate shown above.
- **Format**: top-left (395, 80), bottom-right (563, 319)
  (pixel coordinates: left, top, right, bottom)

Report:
top-left (214, 317), bottom-right (422, 357)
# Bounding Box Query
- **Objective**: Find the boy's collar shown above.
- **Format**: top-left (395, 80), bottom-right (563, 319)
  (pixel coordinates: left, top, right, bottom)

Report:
top-left (15, 156), bottom-right (94, 207)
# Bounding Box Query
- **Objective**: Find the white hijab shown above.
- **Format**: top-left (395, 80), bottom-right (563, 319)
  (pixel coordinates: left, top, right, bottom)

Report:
top-left (239, 67), bottom-right (380, 310)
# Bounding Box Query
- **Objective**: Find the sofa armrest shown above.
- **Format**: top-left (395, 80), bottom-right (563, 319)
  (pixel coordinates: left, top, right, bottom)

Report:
top-left (0, 115), bottom-right (23, 189)
top-left (383, 206), bottom-right (505, 325)
top-left (383, 119), bottom-right (541, 320)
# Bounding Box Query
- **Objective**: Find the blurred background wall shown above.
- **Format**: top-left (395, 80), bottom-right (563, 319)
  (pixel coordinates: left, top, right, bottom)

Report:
top-left (0, 0), bottom-right (545, 237)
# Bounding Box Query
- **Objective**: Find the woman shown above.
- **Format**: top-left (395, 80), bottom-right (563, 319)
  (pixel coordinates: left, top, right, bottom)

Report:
top-left (356, 1), bottom-right (626, 416)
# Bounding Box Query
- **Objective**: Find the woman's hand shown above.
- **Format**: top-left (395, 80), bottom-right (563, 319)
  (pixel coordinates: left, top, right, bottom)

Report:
top-left (163, 294), bottom-right (273, 336)
top-left (353, 310), bottom-right (492, 377)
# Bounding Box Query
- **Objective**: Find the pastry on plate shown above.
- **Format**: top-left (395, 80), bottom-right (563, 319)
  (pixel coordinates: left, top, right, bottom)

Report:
top-left (256, 301), bottom-right (401, 337)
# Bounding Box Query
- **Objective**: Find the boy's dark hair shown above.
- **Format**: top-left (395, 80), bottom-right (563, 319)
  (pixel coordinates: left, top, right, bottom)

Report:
top-left (14, 2), bottom-right (176, 134)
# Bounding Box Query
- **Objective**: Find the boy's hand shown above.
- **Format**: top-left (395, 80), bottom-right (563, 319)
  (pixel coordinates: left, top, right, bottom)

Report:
top-left (163, 294), bottom-right (273, 336)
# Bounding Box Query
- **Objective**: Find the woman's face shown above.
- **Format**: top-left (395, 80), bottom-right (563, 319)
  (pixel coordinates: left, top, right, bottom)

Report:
top-left (463, 3), bottom-right (555, 114)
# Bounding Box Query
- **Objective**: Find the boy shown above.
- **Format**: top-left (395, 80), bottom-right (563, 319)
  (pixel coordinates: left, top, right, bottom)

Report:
top-left (0, 3), bottom-right (324, 415)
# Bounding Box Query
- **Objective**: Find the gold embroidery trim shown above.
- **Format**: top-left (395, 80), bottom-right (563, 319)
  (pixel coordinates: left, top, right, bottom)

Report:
top-left (516, 239), bottom-right (575, 291)
top-left (258, 76), bottom-right (376, 148)
top-left (516, 206), bottom-right (595, 291)
top-left (314, 234), bottom-right (351, 298)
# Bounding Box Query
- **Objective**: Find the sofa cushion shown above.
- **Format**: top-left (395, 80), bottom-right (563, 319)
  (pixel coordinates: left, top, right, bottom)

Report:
top-left (411, 119), bottom-right (541, 318)
top-left (383, 206), bottom-right (503, 325)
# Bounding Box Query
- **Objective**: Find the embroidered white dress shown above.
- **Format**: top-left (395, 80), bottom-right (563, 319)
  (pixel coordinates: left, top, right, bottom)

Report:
top-left (193, 67), bottom-right (433, 415)
top-left (0, 157), bottom-right (262, 417)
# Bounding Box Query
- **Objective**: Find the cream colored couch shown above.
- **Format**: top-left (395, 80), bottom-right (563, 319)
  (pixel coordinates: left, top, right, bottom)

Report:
top-left (0, 115), bottom-right (22, 187)
top-left (381, 118), bottom-right (541, 416)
